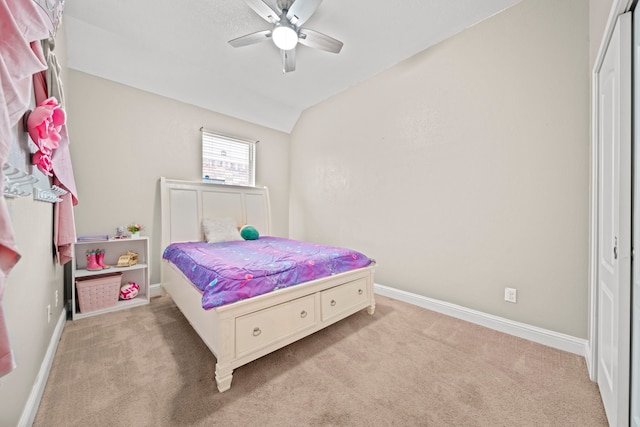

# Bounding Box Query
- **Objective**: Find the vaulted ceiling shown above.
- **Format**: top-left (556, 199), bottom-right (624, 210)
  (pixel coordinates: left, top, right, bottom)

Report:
top-left (63, 0), bottom-right (522, 133)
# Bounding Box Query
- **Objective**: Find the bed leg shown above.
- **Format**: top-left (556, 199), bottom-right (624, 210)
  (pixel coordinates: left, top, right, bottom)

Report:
top-left (367, 302), bottom-right (376, 315)
top-left (215, 364), bottom-right (233, 392)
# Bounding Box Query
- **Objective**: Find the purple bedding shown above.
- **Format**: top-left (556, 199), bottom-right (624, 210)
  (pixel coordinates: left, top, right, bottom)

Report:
top-left (162, 237), bottom-right (372, 309)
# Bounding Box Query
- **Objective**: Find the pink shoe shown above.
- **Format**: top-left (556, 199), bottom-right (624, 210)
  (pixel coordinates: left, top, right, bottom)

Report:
top-left (86, 250), bottom-right (102, 271)
top-left (96, 249), bottom-right (111, 269)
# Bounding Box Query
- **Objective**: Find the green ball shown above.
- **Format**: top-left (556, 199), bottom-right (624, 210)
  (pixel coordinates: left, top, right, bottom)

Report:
top-left (240, 225), bottom-right (259, 240)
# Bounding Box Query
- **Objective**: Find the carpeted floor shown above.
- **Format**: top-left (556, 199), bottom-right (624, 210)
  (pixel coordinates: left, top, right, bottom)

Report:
top-left (33, 295), bottom-right (608, 426)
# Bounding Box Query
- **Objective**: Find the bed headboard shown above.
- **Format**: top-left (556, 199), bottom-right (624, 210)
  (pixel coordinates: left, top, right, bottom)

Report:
top-left (160, 177), bottom-right (272, 250)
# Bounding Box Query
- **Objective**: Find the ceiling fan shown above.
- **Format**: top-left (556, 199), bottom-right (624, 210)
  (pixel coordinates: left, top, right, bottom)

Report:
top-left (228, 0), bottom-right (343, 73)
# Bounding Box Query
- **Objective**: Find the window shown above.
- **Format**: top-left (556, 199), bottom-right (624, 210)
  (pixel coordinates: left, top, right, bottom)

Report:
top-left (202, 130), bottom-right (256, 186)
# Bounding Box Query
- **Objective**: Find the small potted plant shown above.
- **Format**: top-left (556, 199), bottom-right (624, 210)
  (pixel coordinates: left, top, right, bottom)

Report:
top-left (127, 223), bottom-right (143, 238)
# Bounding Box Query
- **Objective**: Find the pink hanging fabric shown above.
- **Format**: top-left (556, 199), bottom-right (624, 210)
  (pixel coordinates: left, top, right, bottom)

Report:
top-left (0, 0), bottom-right (52, 377)
top-left (54, 176), bottom-right (76, 265)
top-left (33, 36), bottom-right (78, 265)
top-left (39, 37), bottom-right (78, 202)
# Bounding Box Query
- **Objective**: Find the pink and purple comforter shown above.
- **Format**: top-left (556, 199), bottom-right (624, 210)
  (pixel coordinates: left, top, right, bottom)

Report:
top-left (162, 237), bottom-right (372, 309)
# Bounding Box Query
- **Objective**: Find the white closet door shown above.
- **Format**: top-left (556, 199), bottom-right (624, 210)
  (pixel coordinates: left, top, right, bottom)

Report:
top-left (632, 4), bottom-right (640, 427)
top-left (597, 11), bottom-right (632, 427)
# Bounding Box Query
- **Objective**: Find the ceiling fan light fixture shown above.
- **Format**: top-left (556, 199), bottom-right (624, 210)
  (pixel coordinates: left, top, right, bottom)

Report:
top-left (272, 24), bottom-right (298, 50)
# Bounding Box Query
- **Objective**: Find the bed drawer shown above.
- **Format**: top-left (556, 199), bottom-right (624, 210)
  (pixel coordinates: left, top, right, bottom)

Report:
top-left (320, 277), bottom-right (368, 322)
top-left (235, 294), bottom-right (316, 356)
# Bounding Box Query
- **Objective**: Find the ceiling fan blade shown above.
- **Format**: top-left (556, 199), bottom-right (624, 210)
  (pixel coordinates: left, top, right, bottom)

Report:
top-left (281, 48), bottom-right (296, 73)
top-left (262, 0), bottom-right (281, 13)
top-left (229, 30), bottom-right (272, 48)
top-left (246, 0), bottom-right (280, 24)
top-left (285, 0), bottom-right (322, 26)
top-left (298, 28), bottom-right (343, 53)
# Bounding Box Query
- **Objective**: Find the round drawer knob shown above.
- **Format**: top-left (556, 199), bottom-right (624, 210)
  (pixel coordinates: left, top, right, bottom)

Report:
top-left (330, 299), bottom-right (336, 307)
top-left (358, 289), bottom-right (363, 295)
top-left (252, 327), bottom-right (261, 336)
top-left (300, 310), bottom-right (307, 318)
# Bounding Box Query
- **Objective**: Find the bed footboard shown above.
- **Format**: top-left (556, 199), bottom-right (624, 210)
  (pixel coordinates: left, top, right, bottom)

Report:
top-left (162, 261), bottom-right (375, 392)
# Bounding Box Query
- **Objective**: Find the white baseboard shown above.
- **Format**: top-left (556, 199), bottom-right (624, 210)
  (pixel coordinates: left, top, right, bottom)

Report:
top-left (149, 282), bottom-right (164, 298)
top-left (18, 306), bottom-right (67, 427)
top-left (374, 283), bottom-right (588, 357)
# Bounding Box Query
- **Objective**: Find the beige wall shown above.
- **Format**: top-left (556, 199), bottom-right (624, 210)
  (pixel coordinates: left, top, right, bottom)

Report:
top-left (1, 198), bottom-right (64, 427)
top-left (290, 0), bottom-right (590, 337)
top-left (65, 72), bottom-right (290, 285)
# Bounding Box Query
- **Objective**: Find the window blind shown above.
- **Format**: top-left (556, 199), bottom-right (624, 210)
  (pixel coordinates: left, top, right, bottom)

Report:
top-left (202, 130), bottom-right (256, 186)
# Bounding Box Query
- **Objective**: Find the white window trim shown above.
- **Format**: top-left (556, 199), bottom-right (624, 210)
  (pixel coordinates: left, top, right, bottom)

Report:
top-left (201, 129), bottom-right (256, 187)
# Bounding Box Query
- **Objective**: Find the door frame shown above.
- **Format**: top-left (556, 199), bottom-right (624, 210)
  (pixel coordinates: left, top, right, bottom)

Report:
top-left (589, 0), bottom-right (635, 380)
top-left (633, 6), bottom-right (640, 425)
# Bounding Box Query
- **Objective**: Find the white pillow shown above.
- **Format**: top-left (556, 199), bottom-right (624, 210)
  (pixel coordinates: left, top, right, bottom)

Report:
top-left (202, 217), bottom-right (242, 243)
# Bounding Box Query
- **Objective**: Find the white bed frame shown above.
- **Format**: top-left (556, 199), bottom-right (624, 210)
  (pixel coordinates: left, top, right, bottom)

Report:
top-left (160, 177), bottom-right (376, 392)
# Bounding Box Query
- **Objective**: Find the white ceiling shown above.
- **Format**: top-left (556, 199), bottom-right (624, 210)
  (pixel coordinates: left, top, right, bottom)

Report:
top-left (63, 0), bottom-right (522, 133)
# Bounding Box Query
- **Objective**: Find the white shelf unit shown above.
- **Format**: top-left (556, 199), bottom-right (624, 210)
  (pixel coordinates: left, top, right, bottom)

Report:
top-left (71, 237), bottom-right (150, 320)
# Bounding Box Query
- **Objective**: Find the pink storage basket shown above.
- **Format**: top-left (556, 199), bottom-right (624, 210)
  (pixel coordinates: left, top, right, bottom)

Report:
top-left (76, 272), bottom-right (122, 313)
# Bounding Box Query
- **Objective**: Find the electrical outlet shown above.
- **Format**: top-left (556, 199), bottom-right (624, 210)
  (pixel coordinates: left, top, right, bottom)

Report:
top-left (55, 290), bottom-right (59, 307)
top-left (47, 304), bottom-right (52, 323)
top-left (504, 288), bottom-right (517, 303)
